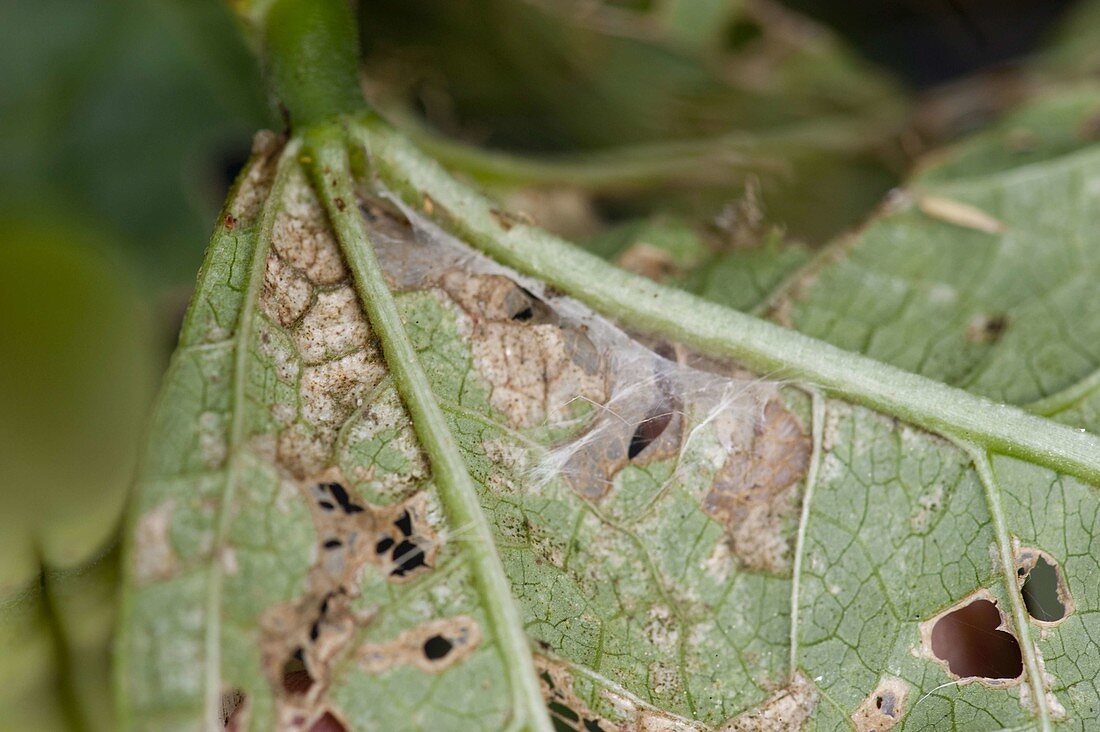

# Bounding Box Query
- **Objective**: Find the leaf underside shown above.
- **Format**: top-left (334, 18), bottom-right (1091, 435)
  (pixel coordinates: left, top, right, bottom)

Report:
top-left (118, 116), bottom-right (1100, 732)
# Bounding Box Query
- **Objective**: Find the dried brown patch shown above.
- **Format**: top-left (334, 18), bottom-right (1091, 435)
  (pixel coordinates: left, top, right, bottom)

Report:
top-left (500, 188), bottom-right (601, 240)
top-left (851, 677), bottom-right (909, 731)
top-left (617, 243), bottom-right (681, 282)
top-left (358, 616), bottom-right (481, 674)
top-left (704, 400), bottom-right (811, 573)
top-left (260, 470), bottom-right (440, 725)
top-left (559, 361), bottom-right (683, 502)
top-left (262, 253), bottom-right (314, 329)
top-left (717, 672), bottom-right (818, 731)
top-left (438, 271), bottom-right (609, 428)
top-left (293, 286), bottom-right (373, 365)
top-left (230, 130), bottom-right (283, 223)
top-left (132, 500), bottom-right (179, 584)
top-left (272, 172), bottom-right (348, 286)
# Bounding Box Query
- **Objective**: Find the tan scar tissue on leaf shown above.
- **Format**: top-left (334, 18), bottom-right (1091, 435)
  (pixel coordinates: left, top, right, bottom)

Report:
top-left (851, 677), bottom-right (909, 731)
top-left (717, 672), bottom-right (818, 731)
top-left (357, 616), bottom-right (482, 674)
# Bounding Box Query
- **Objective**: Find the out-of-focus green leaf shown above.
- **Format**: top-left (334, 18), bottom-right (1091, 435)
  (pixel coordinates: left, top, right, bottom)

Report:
top-left (0, 0), bottom-right (268, 285)
top-left (0, 219), bottom-right (155, 588)
top-left (746, 85), bottom-right (1100, 431)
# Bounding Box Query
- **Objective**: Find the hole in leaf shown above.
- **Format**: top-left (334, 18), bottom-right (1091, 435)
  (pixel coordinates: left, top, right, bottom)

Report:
top-left (390, 540), bottom-right (427, 577)
top-left (627, 404), bottom-right (674, 459)
top-left (323, 539), bottom-right (342, 550)
top-left (583, 720), bottom-right (606, 732)
top-left (221, 689), bottom-right (245, 730)
top-left (394, 510), bottom-right (413, 537)
top-left (376, 536), bottom-right (395, 554)
top-left (548, 701), bottom-right (580, 732)
top-left (321, 482), bottom-right (364, 514)
top-left (281, 648), bottom-right (314, 695)
top-left (309, 711), bottom-right (347, 732)
top-left (1022, 555), bottom-right (1067, 622)
top-left (423, 634), bottom-right (453, 660)
top-left (930, 598), bottom-right (1022, 680)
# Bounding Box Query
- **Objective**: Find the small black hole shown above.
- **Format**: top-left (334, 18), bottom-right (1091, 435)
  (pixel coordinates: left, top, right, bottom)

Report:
top-left (512, 306), bottom-right (534, 322)
top-left (423, 634), bottom-right (453, 660)
top-left (376, 537), bottom-right (395, 554)
top-left (548, 701), bottom-right (580, 725)
top-left (390, 540), bottom-right (427, 577)
top-left (318, 500), bottom-right (335, 511)
top-left (323, 539), bottom-right (342, 550)
top-left (394, 510), bottom-right (413, 537)
top-left (583, 720), bottom-right (606, 732)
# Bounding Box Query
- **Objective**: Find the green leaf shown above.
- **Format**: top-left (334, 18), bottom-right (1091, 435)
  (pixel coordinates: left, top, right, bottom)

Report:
top-left (747, 85), bottom-right (1100, 433)
top-left (118, 115), bottom-right (1100, 731)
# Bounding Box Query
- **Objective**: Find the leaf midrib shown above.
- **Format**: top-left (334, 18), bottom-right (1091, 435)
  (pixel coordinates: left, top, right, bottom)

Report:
top-left (306, 127), bottom-right (554, 732)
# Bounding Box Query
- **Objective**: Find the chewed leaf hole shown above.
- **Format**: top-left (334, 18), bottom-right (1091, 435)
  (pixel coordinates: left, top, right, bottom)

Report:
top-left (281, 648), bottom-right (314, 695)
top-left (309, 711), bottom-right (348, 732)
top-left (1021, 553), bottom-right (1069, 623)
top-left (389, 540), bottom-right (427, 577)
top-left (549, 701), bottom-right (581, 731)
top-left (627, 406), bottom-right (675, 459)
top-left (423, 634), bottom-right (453, 660)
top-left (852, 677), bottom-right (908, 731)
top-left (220, 689), bottom-right (245, 730)
top-left (930, 598), bottom-right (1022, 680)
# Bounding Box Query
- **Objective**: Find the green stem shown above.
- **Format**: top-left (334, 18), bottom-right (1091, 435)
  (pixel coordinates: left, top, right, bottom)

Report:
top-left (354, 117), bottom-right (1100, 487)
top-left (964, 445), bottom-right (1053, 731)
top-left (383, 104), bottom-right (892, 193)
top-left (306, 126), bottom-right (553, 732)
top-left (262, 0), bottom-right (365, 128)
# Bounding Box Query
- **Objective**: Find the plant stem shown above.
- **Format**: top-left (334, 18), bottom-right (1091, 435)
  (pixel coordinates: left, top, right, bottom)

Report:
top-left (306, 125), bottom-right (553, 732)
top-left (262, 0), bottom-right (365, 128)
top-left (355, 117), bottom-right (1100, 487)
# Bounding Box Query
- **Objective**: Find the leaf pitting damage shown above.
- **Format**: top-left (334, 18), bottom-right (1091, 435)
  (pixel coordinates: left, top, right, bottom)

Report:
top-left (120, 118), bottom-right (1100, 731)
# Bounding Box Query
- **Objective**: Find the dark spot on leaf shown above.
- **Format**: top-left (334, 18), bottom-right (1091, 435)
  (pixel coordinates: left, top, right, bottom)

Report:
top-left (512, 306), bottom-right (534, 322)
top-left (318, 500), bottom-right (335, 511)
top-left (309, 621), bottom-right (320, 641)
top-left (390, 540), bottom-right (427, 577)
top-left (877, 693), bottom-right (897, 717)
top-left (323, 539), bottom-right (342, 550)
top-left (1022, 554), bottom-right (1067, 622)
top-left (423, 634), bottom-right (453, 660)
top-left (394, 510), bottom-right (413, 537)
top-left (281, 648), bottom-right (314, 695)
top-left (966, 313), bottom-right (1010, 343)
top-left (309, 711), bottom-right (347, 732)
top-left (930, 598), bottom-right (1022, 680)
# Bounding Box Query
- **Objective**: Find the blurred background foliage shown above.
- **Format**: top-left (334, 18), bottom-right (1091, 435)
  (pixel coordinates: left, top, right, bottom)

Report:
top-left (1, 0), bottom-right (1099, 728)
